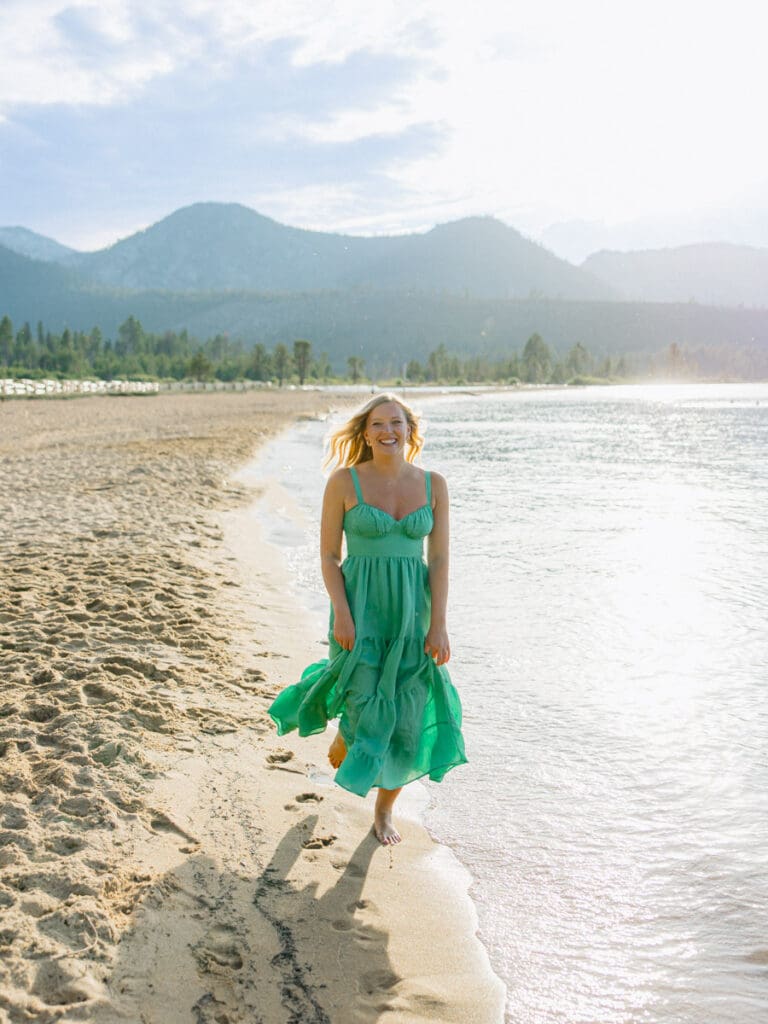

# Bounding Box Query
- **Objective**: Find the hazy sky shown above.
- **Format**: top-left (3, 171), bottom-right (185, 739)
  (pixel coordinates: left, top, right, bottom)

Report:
top-left (1, 0), bottom-right (767, 260)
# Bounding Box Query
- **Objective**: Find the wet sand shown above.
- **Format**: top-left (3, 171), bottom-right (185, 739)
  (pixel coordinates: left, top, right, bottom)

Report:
top-left (0, 390), bottom-right (504, 1023)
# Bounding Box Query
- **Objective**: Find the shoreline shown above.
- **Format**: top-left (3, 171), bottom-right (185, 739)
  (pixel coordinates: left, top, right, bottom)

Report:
top-left (0, 389), bottom-right (504, 1023)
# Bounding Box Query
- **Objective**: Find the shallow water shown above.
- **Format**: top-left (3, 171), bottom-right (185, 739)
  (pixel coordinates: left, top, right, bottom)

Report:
top-left (252, 383), bottom-right (768, 1024)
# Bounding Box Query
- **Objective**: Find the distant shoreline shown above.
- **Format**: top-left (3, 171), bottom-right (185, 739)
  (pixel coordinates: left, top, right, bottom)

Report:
top-left (3, 375), bottom-right (767, 401)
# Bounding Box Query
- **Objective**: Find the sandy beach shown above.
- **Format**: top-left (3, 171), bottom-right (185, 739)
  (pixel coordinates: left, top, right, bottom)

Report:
top-left (0, 390), bottom-right (504, 1024)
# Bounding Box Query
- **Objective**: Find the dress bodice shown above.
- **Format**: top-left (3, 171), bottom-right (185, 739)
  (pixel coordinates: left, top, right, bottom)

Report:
top-left (343, 467), bottom-right (433, 558)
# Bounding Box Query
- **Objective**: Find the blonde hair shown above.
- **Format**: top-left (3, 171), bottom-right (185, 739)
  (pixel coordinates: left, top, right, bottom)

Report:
top-left (324, 393), bottom-right (424, 468)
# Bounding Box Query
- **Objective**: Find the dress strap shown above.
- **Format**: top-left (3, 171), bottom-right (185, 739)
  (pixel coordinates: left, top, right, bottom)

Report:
top-left (425, 471), bottom-right (432, 506)
top-left (349, 466), bottom-right (364, 504)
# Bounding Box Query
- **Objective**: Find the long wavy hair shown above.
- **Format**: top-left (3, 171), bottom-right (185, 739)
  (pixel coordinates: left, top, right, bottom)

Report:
top-left (324, 393), bottom-right (424, 468)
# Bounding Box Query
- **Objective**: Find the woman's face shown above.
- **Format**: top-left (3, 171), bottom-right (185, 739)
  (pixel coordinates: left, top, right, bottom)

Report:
top-left (364, 401), bottom-right (409, 455)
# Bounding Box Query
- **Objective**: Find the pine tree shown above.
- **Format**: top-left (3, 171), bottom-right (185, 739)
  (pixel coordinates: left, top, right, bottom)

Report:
top-left (521, 333), bottom-right (552, 383)
top-left (293, 339), bottom-right (312, 386)
top-left (347, 355), bottom-right (365, 384)
top-left (273, 343), bottom-right (292, 386)
top-left (0, 315), bottom-right (13, 368)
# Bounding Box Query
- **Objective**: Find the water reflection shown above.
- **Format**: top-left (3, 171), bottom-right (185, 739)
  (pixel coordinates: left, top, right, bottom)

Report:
top-left (424, 384), bottom-right (768, 1024)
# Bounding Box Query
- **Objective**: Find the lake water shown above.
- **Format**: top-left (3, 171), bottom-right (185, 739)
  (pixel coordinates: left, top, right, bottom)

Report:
top-left (252, 383), bottom-right (768, 1024)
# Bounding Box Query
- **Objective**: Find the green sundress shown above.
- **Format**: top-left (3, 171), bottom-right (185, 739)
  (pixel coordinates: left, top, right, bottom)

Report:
top-left (268, 466), bottom-right (467, 797)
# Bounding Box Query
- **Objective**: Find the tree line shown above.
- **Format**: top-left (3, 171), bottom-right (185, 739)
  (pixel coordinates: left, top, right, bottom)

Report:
top-left (0, 313), bottom-right (695, 385)
top-left (0, 315), bottom-right (335, 384)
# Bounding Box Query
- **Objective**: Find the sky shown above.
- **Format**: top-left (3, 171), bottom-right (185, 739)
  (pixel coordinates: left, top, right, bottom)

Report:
top-left (1, 0), bottom-right (767, 262)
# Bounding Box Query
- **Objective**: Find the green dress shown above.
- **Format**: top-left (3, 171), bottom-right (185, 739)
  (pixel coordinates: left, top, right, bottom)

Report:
top-left (268, 466), bottom-right (467, 797)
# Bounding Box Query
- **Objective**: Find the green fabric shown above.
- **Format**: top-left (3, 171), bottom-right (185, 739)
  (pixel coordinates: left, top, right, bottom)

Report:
top-left (268, 468), bottom-right (467, 797)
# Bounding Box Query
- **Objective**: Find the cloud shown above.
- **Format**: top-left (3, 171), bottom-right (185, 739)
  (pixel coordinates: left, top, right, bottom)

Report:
top-left (0, 1), bottom-right (177, 107)
top-left (0, 0), bottom-right (436, 110)
top-left (0, 32), bottom-right (444, 246)
top-left (2, 0), bottom-right (768, 249)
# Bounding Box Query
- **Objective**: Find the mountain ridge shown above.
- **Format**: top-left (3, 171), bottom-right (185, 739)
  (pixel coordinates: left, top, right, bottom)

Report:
top-left (0, 226), bottom-right (79, 264)
top-left (2, 202), bottom-right (615, 300)
top-left (582, 242), bottom-right (768, 308)
top-left (5, 204), bottom-right (768, 308)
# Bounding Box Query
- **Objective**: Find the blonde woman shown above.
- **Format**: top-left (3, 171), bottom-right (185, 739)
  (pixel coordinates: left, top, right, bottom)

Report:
top-left (269, 393), bottom-right (466, 845)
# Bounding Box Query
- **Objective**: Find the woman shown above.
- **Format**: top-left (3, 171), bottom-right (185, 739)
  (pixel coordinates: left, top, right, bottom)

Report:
top-left (269, 393), bottom-right (466, 846)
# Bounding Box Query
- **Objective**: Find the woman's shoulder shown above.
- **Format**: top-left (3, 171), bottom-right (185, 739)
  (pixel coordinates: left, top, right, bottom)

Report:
top-left (324, 466), bottom-right (356, 494)
top-left (422, 467), bottom-right (447, 485)
top-left (423, 467), bottom-right (446, 482)
top-left (423, 469), bottom-right (448, 503)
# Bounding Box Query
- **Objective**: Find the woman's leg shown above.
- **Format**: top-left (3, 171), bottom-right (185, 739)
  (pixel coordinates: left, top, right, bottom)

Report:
top-left (328, 728), bottom-right (402, 845)
top-left (374, 787), bottom-right (402, 845)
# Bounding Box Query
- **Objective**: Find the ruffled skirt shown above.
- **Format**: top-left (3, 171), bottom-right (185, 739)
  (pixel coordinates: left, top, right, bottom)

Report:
top-left (269, 634), bottom-right (466, 796)
top-left (268, 555), bottom-right (467, 796)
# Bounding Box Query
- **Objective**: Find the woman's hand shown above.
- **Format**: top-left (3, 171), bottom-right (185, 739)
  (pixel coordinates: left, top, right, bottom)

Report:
top-left (333, 609), bottom-right (356, 651)
top-left (424, 625), bottom-right (450, 666)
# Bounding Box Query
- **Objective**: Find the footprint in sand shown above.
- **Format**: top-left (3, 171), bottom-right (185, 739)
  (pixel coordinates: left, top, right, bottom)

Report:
top-left (330, 859), bottom-right (365, 878)
top-left (62, 665), bottom-right (89, 681)
top-left (149, 811), bottom-right (199, 850)
top-left (2, 804), bottom-right (29, 831)
top-left (301, 833), bottom-right (337, 850)
top-left (81, 682), bottom-right (119, 706)
top-left (266, 750), bottom-right (293, 763)
top-left (295, 792), bottom-right (323, 803)
top-left (196, 924), bottom-right (244, 971)
top-left (59, 795), bottom-right (105, 819)
top-left (102, 655), bottom-right (169, 681)
top-left (30, 958), bottom-right (105, 1008)
top-left (334, 898), bottom-right (382, 948)
top-left (24, 704), bottom-right (60, 724)
top-left (266, 750), bottom-right (303, 774)
top-left (45, 834), bottom-right (86, 856)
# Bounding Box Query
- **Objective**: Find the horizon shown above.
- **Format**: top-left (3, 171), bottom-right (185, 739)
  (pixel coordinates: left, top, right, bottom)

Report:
top-left (1, 2), bottom-right (767, 262)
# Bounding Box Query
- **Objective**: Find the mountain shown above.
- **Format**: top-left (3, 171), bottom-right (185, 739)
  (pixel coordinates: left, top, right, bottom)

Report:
top-left (69, 204), bottom-right (370, 291)
top-left (67, 202), bottom-right (615, 300)
top-left (0, 227), bottom-right (78, 264)
top-left (0, 243), bottom-right (155, 334)
top-left (340, 216), bottom-right (613, 300)
top-left (3, 204), bottom-right (768, 378)
top-left (2, 242), bottom-right (768, 378)
top-left (582, 243), bottom-right (768, 308)
top-left (0, 243), bottom-right (83, 307)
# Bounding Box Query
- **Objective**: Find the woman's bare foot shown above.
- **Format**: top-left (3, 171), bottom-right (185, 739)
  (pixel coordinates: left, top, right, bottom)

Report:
top-left (328, 733), bottom-right (347, 769)
top-left (374, 788), bottom-right (402, 846)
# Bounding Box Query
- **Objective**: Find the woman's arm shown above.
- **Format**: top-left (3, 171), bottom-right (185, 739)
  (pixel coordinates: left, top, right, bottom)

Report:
top-left (320, 469), bottom-right (355, 650)
top-left (425, 472), bottom-right (451, 665)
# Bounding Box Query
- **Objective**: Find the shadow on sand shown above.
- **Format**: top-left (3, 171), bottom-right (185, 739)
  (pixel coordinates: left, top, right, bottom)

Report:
top-left (98, 816), bottom-right (396, 1024)
top-left (253, 817), bottom-right (393, 1023)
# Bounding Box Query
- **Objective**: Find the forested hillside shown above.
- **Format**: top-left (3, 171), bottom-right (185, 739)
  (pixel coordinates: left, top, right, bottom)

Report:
top-left (0, 313), bottom-right (717, 385)
top-left (2, 203), bottom-right (768, 380)
top-left (54, 203), bottom-right (614, 300)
